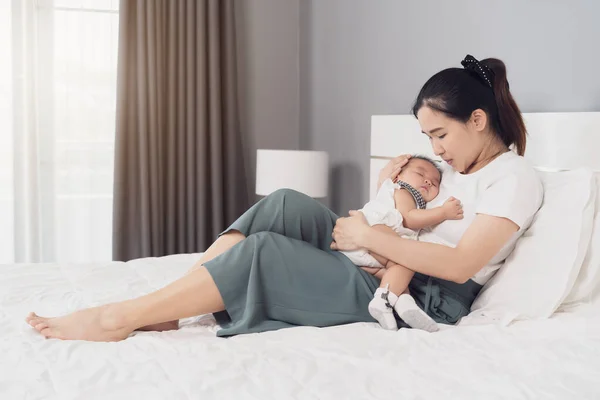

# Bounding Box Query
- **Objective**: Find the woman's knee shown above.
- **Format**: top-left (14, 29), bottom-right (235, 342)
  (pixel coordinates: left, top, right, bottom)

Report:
top-left (266, 188), bottom-right (310, 203)
top-left (264, 188), bottom-right (322, 220)
top-left (247, 231), bottom-right (281, 244)
top-left (243, 232), bottom-right (290, 255)
top-left (230, 232), bottom-right (285, 270)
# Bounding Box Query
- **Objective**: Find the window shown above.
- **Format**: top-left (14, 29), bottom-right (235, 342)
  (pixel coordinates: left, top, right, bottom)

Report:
top-left (0, 0), bottom-right (119, 263)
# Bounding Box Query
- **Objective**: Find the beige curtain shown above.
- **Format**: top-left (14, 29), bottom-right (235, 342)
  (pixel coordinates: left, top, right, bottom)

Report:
top-left (113, 0), bottom-right (249, 261)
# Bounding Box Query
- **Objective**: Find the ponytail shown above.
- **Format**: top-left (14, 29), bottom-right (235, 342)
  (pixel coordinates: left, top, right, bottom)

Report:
top-left (480, 58), bottom-right (526, 156)
top-left (412, 55), bottom-right (527, 156)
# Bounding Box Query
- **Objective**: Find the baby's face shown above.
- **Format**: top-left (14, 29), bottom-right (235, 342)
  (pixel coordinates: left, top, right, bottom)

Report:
top-left (397, 158), bottom-right (441, 202)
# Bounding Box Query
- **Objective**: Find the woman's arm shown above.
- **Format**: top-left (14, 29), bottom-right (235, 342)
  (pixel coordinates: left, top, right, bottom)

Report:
top-left (332, 212), bottom-right (518, 283)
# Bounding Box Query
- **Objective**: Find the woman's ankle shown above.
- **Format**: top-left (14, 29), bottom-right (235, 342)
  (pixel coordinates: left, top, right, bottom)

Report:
top-left (112, 300), bottom-right (149, 332)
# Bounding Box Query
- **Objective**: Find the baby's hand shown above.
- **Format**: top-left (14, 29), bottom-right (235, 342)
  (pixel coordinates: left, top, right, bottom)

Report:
top-left (442, 197), bottom-right (464, 220)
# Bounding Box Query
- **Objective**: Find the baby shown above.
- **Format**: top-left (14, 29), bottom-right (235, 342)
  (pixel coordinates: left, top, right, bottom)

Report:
top-left (341, 155), bottom-right (463, 331)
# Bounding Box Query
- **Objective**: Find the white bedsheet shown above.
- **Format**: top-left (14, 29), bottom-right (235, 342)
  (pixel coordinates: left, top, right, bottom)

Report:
top-left (1, 254), bottom-right (599, 400)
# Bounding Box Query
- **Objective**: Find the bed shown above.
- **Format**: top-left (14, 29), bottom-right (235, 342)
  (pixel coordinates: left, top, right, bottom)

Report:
top-left (3, 112), bottom-right (600, 399)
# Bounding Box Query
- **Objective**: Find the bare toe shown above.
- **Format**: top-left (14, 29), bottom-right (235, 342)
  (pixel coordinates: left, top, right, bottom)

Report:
top-left (26, 312), bottom-right (38, 323)
top-left (26, 305), bottom-right (133, 341)
top-left (34, 322), bottom-right (48, 332)
top-left (29, 315), bottom-right (49, 328)
top-left (40, 327), bottom-right (54, 339)
top-left (28, 318), bottom-right (41, 328)
top-left (27, 312), bottom-right (49, 323)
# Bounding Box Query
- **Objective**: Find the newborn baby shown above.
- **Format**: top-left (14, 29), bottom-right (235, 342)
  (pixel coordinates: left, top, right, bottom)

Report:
top-left (340, 156), bottom-right (463, 331)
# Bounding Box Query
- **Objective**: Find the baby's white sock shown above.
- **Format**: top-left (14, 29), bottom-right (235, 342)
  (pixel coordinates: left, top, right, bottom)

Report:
top-left (394, 294), bottom-right (439, 332)
top-left (368, 286), bottom-right (399, 330)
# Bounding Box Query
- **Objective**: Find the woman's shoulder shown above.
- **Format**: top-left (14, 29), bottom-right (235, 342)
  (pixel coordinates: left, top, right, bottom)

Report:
top-left (492, 150), bottom-right (533, 170)
top-left (488, 152), bottom-right (543, 196)
top-left (442, 151), bottom-right (541, 188)
top-left (484, 151), bottom-right (541, 184)
top-left (476, 152), bottom-right (544, 229)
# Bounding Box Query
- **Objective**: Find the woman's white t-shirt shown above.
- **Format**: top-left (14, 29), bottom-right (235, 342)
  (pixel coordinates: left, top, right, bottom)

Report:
top-left (418, 151), bottom-right (543, 285)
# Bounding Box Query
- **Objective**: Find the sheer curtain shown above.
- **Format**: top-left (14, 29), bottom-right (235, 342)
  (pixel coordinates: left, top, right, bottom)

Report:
top-left (0, 0), bottom-right (119, 263)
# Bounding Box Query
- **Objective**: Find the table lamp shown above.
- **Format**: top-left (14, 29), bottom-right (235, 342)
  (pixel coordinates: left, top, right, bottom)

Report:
top-left (256, 150), bottom-right (329, 198)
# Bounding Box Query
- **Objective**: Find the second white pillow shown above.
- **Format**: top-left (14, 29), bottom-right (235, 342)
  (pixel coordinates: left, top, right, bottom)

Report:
top-left (465, 168), bottom-right (596, 325)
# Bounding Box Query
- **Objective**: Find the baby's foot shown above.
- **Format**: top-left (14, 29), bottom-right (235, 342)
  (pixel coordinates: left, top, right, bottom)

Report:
top-left (25, 304), bottom-right (133, 342)
top-left (368, 288), bottom-right (399, 330)
top-left (394, 294), bottom-right (439, 332)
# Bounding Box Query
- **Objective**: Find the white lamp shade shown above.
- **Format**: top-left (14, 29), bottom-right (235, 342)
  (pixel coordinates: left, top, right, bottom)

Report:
top-left (256, 150), bottom-right (329, 198)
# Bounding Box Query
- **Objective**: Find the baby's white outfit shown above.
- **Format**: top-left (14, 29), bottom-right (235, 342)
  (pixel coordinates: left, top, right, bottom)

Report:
top-left (340, 178), bottom-right (438, 332)
top-left (340, 178), bottom-right (421, 268)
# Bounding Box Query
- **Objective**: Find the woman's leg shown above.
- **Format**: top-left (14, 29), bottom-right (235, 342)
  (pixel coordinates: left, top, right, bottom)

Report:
top-left (161, 188), bottom-right (337, 293)
top-left (203, 232), bottom-right (380, 337)
top-left (222, 188), bottom-right (338, 250)
top-left (26, 266), bottom-right (224, 341)
top-left (141, 189), bottom-right (337, 332)
top-left (195, 230), bottom-right (246, 266)
top-left (138, 231), bottom-right (246, 331)
top-left (188, 189), bottom-right (336, 270)
top-left (26, 189), bottom-right (339, 339)
top-left (26, 231), bottom-right (378, 341)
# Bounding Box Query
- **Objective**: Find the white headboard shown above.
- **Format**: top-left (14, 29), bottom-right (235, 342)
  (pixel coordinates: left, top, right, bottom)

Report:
top-left (370, 112), bottom-right (600, 200)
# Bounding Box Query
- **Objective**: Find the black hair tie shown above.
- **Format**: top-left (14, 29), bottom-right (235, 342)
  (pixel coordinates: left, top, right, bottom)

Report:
top-left (461, 54), bottom-right (494, 90)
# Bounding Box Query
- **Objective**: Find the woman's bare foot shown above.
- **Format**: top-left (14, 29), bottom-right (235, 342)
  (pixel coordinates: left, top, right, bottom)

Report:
top-left (138, 320), bottom-right (179, 332)
top-left (25, 304), bottom-right (134, 342)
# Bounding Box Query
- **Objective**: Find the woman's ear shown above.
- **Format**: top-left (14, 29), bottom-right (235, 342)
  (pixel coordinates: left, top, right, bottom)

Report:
top-left (470, 109), bottom-right (488, 132)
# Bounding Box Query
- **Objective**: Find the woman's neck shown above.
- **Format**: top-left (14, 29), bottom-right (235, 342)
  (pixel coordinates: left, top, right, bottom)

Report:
top-left (464, 136), bottom-right (509, 174)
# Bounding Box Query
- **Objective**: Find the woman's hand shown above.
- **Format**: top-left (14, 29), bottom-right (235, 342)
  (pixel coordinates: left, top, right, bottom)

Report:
top-left (330, 210), bottom-right (371, 251)
top-left (378, 154), bottom-right (411, 188)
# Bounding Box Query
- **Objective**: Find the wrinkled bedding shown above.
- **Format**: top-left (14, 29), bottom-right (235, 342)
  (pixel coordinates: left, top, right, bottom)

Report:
top-left (1, 254), bottom-right (599, 400)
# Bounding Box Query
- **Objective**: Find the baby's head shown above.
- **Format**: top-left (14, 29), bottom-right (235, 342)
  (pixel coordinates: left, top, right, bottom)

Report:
top-left (397, 155), bottom-right (442, 202)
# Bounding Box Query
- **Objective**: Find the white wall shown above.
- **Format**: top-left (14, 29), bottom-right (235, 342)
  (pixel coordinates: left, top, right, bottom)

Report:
top-left (300, 0), bottom-right (600, 214)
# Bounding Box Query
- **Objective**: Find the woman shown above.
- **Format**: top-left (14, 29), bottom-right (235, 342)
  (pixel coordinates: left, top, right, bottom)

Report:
top-left (26, 55), bottom-right (543, 341)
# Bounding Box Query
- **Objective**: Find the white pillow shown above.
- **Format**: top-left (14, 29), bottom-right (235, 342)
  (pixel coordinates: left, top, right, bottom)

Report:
top-left (465, 168), bottom-right (596, 325)
top-left (560, 173), bottom-right (600, 307)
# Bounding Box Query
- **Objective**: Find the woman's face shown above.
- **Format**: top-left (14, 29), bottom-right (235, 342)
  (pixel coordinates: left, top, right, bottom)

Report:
top-left (416, 106), bottom-right (484, 173)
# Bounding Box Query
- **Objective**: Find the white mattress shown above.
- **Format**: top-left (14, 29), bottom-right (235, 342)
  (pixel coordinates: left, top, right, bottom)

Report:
top-left (2, 254), bottom-right (600, 400)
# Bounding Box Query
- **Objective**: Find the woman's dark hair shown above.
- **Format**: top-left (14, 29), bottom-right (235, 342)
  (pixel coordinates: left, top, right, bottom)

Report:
top-left (411, 56), bottom-right (526, 156)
